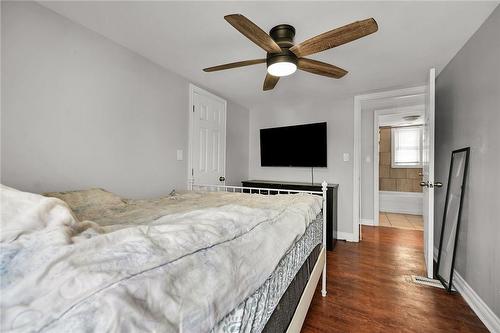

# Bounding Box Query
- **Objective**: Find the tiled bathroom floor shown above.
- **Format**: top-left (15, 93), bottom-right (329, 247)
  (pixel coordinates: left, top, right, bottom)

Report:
top-left (379, 212), bottom-right (424, 230)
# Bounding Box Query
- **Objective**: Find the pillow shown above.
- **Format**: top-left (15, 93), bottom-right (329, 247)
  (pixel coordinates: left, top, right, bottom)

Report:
top-left (44, 188), bottom-right (126, 212)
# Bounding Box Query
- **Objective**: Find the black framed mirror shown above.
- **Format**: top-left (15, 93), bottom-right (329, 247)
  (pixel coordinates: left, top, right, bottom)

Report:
top-left (436, 147), bottom-right (470, 292)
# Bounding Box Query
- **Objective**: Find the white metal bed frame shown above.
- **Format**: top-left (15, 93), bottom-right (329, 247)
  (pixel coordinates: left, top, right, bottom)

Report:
top-left (190, 181), bottom-right (328, 333)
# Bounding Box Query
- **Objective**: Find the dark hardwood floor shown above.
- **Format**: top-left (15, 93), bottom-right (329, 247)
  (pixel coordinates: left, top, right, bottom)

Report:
top-left (302, 226), bottom-right (488, 332)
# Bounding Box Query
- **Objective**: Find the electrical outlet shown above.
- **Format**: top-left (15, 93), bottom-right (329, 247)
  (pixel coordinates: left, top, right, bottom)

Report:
top-left (176, 150), bottom-right (183, 161)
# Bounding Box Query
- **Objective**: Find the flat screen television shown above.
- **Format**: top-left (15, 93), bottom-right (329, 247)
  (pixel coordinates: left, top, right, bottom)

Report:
top-left (260, 122), bottom-right (327, 167)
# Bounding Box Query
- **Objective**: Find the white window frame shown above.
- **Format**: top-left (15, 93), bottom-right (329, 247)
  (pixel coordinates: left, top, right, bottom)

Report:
top-left (391, 125), bottom-right (423, 168)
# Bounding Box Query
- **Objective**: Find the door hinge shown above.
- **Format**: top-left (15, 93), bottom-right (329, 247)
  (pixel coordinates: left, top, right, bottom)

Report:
top-left (192, 105), bottom-right (195, 113)
top-left (191, 168), bottom-right (194, 176)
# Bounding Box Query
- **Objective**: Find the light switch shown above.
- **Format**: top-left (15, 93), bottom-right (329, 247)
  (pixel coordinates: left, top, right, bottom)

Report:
top-left (176, 150), bottom-right (183, 161)
top-left (343, 153), bottom-right (350, 162)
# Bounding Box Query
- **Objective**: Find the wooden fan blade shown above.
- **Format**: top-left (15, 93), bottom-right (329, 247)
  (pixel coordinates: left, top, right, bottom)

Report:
top-left (297, 58), bottom-right (348, 79)
top-left (263, 73), bottom-right (279, 91)
top-left (290, 18), bottom-right (378, 57)
top-left (225, 14), bottom-right (282, 53)
top-left (203, 59), bottom-right (266, 72)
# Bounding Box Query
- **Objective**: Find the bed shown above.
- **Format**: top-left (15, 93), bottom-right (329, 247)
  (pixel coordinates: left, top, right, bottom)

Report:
top-left (0, 182), bottom-right (328, 332)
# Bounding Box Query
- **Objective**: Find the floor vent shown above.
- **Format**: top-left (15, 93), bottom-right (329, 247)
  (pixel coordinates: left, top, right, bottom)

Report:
top-left (408, 275), bottom-right (445, 289)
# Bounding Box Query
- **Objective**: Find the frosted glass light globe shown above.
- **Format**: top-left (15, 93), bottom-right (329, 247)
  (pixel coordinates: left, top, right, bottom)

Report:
top-left (267, 61), bottom-right (297, 77)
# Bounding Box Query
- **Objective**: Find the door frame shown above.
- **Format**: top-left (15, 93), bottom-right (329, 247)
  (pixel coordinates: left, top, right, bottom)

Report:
top-left (353, 85), bottom-right (426, 242)
top-left (188, 83), bottom-right (227, 189)
top-left (372, 105), bottom-right (425, 226)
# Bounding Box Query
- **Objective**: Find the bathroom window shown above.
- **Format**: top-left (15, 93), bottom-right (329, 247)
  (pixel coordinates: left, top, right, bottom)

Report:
top-left (391, 126), bottom-right (423, 168)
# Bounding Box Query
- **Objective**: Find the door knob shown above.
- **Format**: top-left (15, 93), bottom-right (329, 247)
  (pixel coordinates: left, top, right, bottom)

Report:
top-left (434, 181), bottom-right (443, 188)
top-left (219, 176), bottom-right (225, 182)
top-left (420, 181), bottom-right (428, 187)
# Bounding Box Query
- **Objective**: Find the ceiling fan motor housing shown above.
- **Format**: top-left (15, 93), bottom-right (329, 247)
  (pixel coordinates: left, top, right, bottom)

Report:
top-left (269, 24), bottom-right (296, 48)
top-left (266, 49), bottom-right (298, 68)
top-left (267, 24), bottom-right (298, 69)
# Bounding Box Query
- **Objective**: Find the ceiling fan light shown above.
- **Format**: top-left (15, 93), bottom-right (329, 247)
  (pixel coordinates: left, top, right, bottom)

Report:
top-left (267, 61), bottom-right (297, 77)
top-left (266, 50), bottom-right (298, 77)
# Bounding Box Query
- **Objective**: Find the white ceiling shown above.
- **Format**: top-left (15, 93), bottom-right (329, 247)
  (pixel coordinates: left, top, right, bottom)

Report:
top-left (39, 1), bottom-right (497, 110)
top-left (361, 93), bottom-right (426, 112)
top-left (379, 109), bottom-right (425, 127)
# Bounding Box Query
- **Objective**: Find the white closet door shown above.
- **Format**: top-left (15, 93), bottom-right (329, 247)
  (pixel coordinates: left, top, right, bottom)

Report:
top-left (190, 86), bottom-right (226, 187)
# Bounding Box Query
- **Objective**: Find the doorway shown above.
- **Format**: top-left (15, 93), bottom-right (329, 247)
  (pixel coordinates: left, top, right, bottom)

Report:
top-left (374, 107), bottom-right (425, 231)
top-left (354, 69), bottom-right (436, 278)
top-left (188, 84), bottom-right (227, 189)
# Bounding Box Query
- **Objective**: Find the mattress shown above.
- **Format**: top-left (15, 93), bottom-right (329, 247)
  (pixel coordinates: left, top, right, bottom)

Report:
top-left (47, 188), bottom-right (324, 332)
top-left (214, 217), bottom-right (322, 333)
top-left (263, 245), bottom-right (321, 333)
top-left (2, 186), bottom-right (324, 332)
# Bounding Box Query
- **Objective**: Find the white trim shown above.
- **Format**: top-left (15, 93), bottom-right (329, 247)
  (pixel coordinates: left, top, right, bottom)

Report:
top-left (321, 181), bottom-right (328, 297)
top-left (360, 219), bottom-right (375, 226)
top-left (286, 247), bottom-right (326, 333)
top-left (373, 110), bottom-right (380, 226)
top-left (353, 96), bottom-right (361, 242)
top-left (354, 86), bottom-right (426, 242)
top-left (188, 85), bottom-right (194, 189)
top-left (433, 246), bottom-right (500, 332)
top-left (390, 126), bottom-right (423, 168)
top-left (454, 272), bottom-right (500, 332)
top-left (391, 163), bottom-right (424, 168)
top-left (188, 84), bottom-right (227, 189)
top-left (337, 231), bottom-right (356, 242)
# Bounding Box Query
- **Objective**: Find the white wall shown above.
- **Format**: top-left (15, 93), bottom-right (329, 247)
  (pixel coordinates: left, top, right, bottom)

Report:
top-left (249, 97), bottom-right (354, 235)
top-left (1, 1), bottom-right (249, 198)
top-left (435, 5), bottom-right (500, 317)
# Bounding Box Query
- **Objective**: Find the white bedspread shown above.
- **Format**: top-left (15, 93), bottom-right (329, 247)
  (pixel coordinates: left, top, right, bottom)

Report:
top-left (0, 185), bottom-right (322, 332)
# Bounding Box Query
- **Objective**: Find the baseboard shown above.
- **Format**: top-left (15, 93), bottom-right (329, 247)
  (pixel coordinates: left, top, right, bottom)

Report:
top-left (433, 247), bottom-right (499, 332)
top-left (453, 272), bottom-right (500, 332)
top-left (337, 231), bottom-right (356, 242)
top-left (360, 219), bottom-right (374, 226)
top-left (379, 191), bottom-right (423, 215)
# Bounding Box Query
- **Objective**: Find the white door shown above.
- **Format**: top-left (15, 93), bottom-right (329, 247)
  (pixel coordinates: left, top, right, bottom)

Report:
top-left (422, 68), bottom-right (436, 278)
top-left (189, 85), bottom-right (227, 188)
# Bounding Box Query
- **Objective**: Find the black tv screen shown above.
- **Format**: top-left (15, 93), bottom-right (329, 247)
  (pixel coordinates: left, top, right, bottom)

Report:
top-left (260, 122), bottom-right (327, 167)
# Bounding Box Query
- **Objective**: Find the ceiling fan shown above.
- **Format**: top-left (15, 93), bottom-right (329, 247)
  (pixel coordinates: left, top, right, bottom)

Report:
top-left (203, 14), bottom-right (378, 91)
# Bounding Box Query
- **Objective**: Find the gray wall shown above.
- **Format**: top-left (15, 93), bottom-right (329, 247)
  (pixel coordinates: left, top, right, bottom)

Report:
top-left (1, 1), bottom-right (249, 198)
top-left (248, 97), bottom-right (354, 235)
top-left (225, 100), bottom-right (249, 186)
top-left (435, 5), bottom-right (500, 316)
